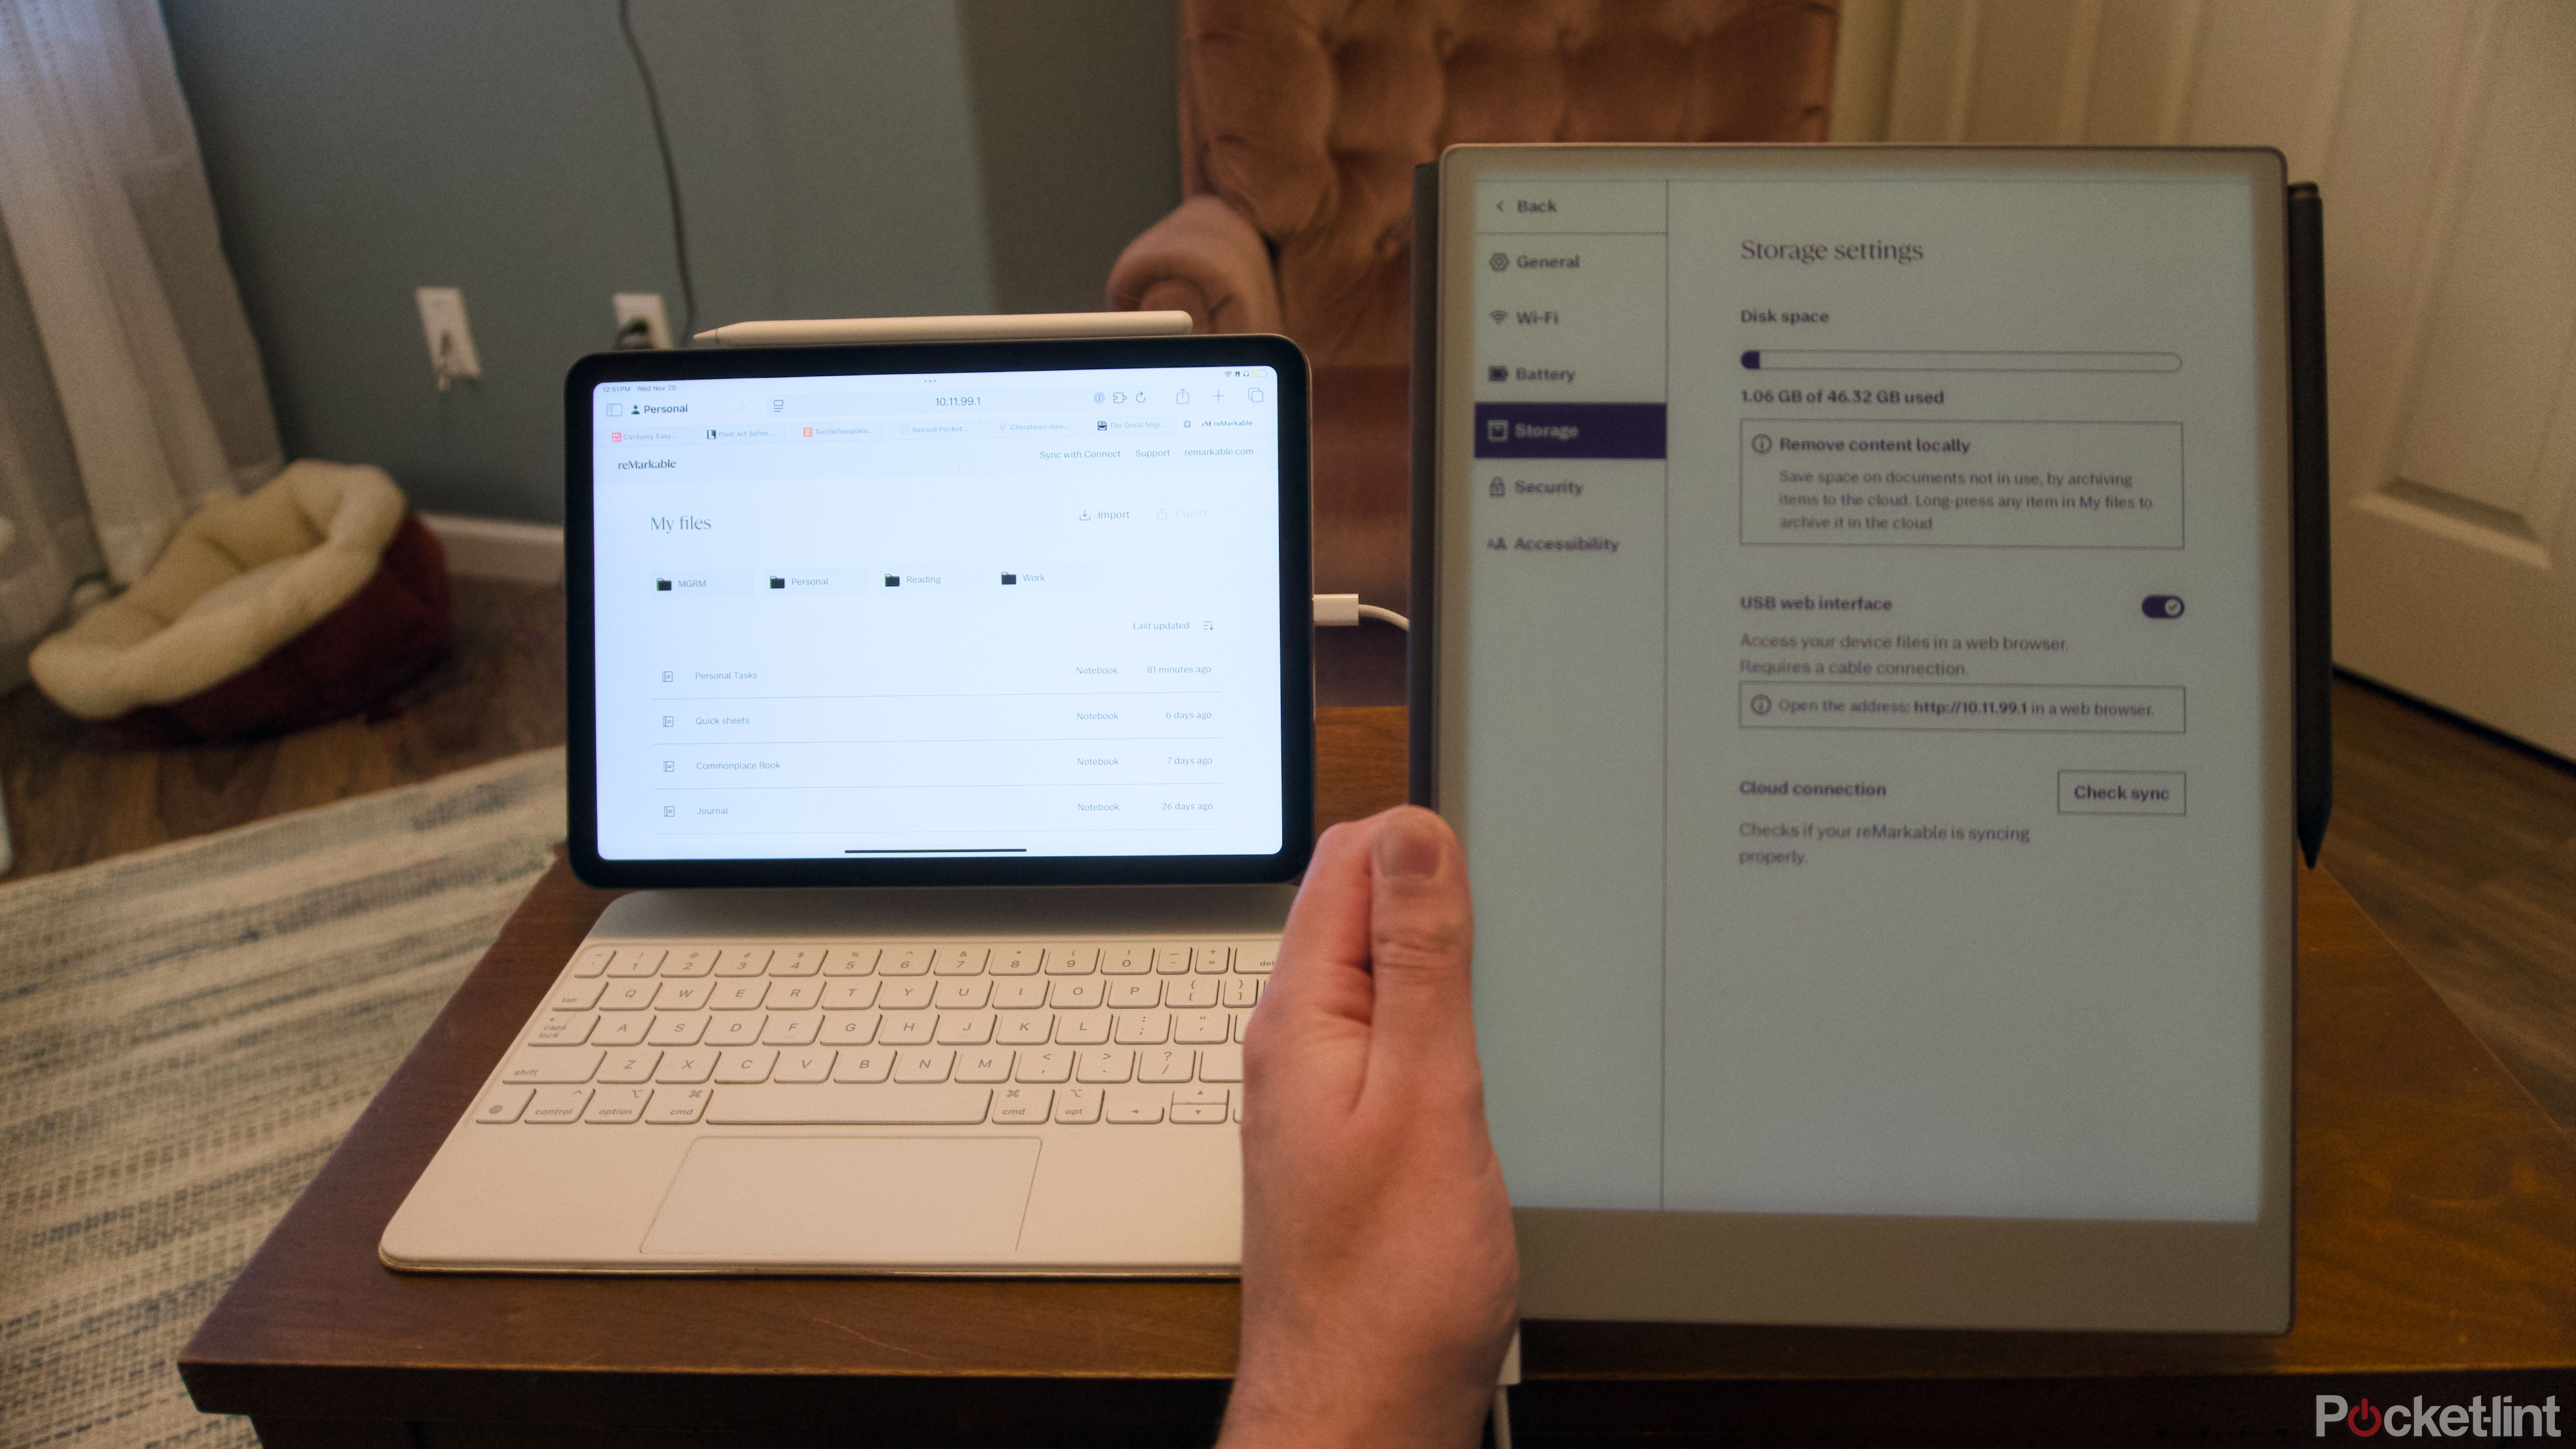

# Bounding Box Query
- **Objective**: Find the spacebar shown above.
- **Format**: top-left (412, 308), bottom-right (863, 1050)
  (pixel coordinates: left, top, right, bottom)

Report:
top-left (704, 1085), bottom-right (993, 1124)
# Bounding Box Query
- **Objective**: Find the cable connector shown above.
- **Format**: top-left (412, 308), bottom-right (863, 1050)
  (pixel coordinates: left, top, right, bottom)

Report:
top-left (1313, 594), bottom-right (1409, 630)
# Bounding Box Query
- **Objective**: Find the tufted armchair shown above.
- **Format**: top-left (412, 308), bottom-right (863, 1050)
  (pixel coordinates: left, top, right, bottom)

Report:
top-left (1109, 0), bottom-right (1838, 698)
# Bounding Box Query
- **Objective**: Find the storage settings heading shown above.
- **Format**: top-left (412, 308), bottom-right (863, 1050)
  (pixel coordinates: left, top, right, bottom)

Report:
top-left (589, 366), bottom-right (1285, 861)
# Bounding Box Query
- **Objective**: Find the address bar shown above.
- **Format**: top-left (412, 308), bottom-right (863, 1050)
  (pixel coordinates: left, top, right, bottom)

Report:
top-left (1739, 349), bottom-right (2181, 373)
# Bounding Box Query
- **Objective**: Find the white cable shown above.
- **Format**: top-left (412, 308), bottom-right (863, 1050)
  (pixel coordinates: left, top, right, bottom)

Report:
top-left (1492, 1386), bottom-right (1513, 1449)
top-left (1312, 594), bottom-right (1410, 630)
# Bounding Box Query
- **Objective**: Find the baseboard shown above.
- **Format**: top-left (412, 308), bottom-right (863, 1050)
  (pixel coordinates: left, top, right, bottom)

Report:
top-left (419, 513), bottom-right (563, 584)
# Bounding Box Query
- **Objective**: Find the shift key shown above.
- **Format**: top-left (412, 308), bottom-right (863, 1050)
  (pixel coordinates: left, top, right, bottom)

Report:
top-left (703, 1084), bottom-right (992, 1124)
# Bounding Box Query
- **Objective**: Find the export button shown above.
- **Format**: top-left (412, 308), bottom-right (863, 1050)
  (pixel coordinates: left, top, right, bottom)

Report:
top-left (2058, 770), bottom-right (2186, 816)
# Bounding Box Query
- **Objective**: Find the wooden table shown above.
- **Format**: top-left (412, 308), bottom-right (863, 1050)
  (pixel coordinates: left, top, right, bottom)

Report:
top-left (180, 707), bottom-right (2576, 1446)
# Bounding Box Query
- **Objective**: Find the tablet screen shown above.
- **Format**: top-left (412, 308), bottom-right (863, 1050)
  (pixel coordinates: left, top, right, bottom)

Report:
top-left (1444, 154), bottom-right (2286, 1224)
top-left (576, 344), bottom-right (1305, 880)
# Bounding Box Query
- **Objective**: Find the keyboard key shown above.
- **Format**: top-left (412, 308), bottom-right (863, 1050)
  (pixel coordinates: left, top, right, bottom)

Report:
top-left (591, 1014), bottom-right (651, 1047)
top-left (931, 945), bottom-right (989, 975)
top-left (1191, 944), bottom-right (1233, 975)
top-left (764, 980), bottom-right (822, 1012)
top-left (819, 1011), bottom-right (880, 1045)
top-left (598, 1049), bottom-right (662, 1083)
top-left (878, 979), bottom-right (936, 1011)
top-left (608, 949), bottom-right (663, 978)
top-left (1152, 947), bottom-right (1192, 975)
top-left (644, 1085), bottom-right (711, 1123)
top-left (705, 1014), bottom-right (765, 1047)
top-left (1171, 1100), bottom-right (1228, 1124)
top-left (1053, 1012), bottom-right (1110, 1045)
top-left (990, 945), bottom-right (1042, 976)
top-left (1233, 1010), bottom-right (1253, 1042)
top-left (474, 1086), bottom-right (535, 1123)
top-left (1107, 979), bottom-right (1160, 1010)
top-left (1165, 977), bottom-right (1219, 1010)
top-left (954, 1049), bottom-right (1013, 1083)
top-left (1175, 1083), bottom-right (1229, 1108)
top-left (878, 1014), bottom-right (936, 1045)
top-left (878, 945), bottom-right (933, 976)
top-left (586, 1086), bottom-right (653, 1123)
top-left (703, 1084), bottom-right (991, 1124)
top-left (831, 1047), bottom-right (895, 1083)
top-left (1221, 977), bottom-right (1261, 1009)
top-left (528, 1012), bottom-right (596, 1047)
top-left (1112, 1011), bottom-right (1170, 1045)
top-left (760, 1013), bottom-right (820, 1045)
top-left (1173, 1010), bottom-right (1230, 1044)
top-left (713, 1049), bottom-right (777, 1084)
top-left (1044, 945), bottom-right (1098, 975)
top-left (656, 1049), bottom-right (718, 1083)
top-left (1015, 1047), bottom-right (1073, 1083)
top-left (648, 1011), bottom-right (710, 1046)
top-left (1102, 944), bottom-right (1151, 976)
top-left (571, 947), bottom-right (617, 978)
top-left (709, 980), bottom-right (769, 1011)
top-left (598, 980), bottom-right (656, 1011)
top-left (992, 1086), bottom-right (1051, 1123)
top-left (1139, 1047), bottom-right (1195, 1083)
top-left (821, 980), bottom-right (881, 1010)
top-left (769, 946), bottom-right (825, 976)
top-left (525, 1086), bottom-right (592, 1123)
top-left (893, 1049), bottom-right (956, 1083)
top-left (774, 1050), bottom-right (834, 1083)
top-left (996, 1012), bottom-right (1053, 1045)
top-left (503, 1048), bottom-right (601, 1084)
top-left (1239, 944), bottom-right (1279, 974)
top-left (990, 978), bottom-right (1048, 1010)
top-left (662, 947), bottom-right (718, 977)
top-left (1106, 1089), bottom-right (1166, 1123)
top-left (715, 947), bottom-right (770, 977)
top-left (549, 978), bottom-right (607, 1011)
top-left (1049, 979), bottom-right (1105, 1010)
top-left (1054, 1085), bottom-right (1104, 1123)
top-left (652, 980), bottom-right (711, 1011)
top-left (1198, 1045), bottom-right (1244, 1082)
top-left (1076, 1049), bottom-right (1133, 1083)
top-left (822, 947), bottom-right (879, 977)
top-left (933, 978), bottom-right (992, 1011)
top-left (936, 1011), bottom-right (995, 1045)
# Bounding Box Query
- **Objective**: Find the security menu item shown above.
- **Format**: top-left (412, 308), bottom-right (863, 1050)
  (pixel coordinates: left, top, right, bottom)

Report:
top-left (1459, 166), bottom-right (2272, 1224)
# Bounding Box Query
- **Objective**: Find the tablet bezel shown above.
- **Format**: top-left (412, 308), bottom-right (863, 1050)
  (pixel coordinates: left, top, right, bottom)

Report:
top-left (1416, 145), bottom-right (2296, 1331)
top-left (565, 334), bottom-right (1315, 889)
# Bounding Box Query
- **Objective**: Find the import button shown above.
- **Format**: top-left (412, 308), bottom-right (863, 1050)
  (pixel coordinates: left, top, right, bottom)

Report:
top-left (2058, 770), bottom-right (2186, 816)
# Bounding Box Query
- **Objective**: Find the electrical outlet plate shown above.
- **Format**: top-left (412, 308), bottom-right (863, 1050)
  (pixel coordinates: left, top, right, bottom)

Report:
top-left (416, 286), bottom-right (482, 385)
top-left (613, 292), bottom-right (672, 350)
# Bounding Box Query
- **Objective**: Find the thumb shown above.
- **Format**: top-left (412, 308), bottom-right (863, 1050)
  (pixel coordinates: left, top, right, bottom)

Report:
top-left (1364, 807), bottom-right (1478, 1080)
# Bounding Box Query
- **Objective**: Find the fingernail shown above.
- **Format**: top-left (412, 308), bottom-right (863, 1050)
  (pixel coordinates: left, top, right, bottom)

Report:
top-left (1375, 810), bottom-right (1444, 880)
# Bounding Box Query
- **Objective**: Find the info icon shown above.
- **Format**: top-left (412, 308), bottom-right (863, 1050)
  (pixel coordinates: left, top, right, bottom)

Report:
top-left (1751, 434), bottom-right (1774, 454)
top-left (1750, 694), bottom-right (1774, 716)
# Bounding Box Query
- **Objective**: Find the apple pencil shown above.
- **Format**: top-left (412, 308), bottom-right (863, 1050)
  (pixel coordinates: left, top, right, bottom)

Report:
top-left (693, 311), bottom-right (1195, 347)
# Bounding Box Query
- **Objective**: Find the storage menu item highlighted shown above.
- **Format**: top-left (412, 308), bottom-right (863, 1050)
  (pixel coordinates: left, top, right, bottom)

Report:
top-left (1458, 167), bottom-right (2272, 1224)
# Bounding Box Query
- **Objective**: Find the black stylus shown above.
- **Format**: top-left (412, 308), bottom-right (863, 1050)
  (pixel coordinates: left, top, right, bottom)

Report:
top-left (2287, 182), bottom-right (2333, 868)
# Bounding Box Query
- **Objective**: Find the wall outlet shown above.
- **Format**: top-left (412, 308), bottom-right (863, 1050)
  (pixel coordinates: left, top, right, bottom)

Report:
top-left (416, 286), bottom-right (482, 390)
top-left (613, 292), bottom-right (672, 349)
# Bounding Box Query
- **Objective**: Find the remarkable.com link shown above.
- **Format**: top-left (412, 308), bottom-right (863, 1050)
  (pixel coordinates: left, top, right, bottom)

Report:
top-left (2318, 1393), bottom-right (2561, 1437)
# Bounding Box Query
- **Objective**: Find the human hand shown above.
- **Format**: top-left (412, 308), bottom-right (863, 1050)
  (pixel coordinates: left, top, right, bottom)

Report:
top-left (1219, 807), bottom-right (1518, 1449)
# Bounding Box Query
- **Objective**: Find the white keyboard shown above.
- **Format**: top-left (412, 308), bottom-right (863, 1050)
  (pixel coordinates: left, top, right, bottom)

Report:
top-left (472, 940), bottom-right (1275, 1131)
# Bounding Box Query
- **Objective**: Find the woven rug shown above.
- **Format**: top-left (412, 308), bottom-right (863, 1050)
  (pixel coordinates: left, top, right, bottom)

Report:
top-left (0, 748), bottom-right (567, 1449)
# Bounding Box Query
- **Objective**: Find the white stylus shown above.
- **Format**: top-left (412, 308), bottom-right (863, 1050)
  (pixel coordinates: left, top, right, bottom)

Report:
top-left (693, 311), bottom-right (1195, 347)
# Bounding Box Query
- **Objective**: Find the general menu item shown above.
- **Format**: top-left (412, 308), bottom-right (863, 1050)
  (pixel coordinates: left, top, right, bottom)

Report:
top-left (1417, 148), bottom-right (2297, 1330)
top-left (567, 336), bottom-right (1312, 888)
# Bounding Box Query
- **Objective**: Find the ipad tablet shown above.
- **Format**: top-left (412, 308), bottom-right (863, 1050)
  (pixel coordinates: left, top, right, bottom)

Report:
top-left (566, 335), bottom-right (1313, 889)
top-left (1414, 147), bottom-right (2294, 1330)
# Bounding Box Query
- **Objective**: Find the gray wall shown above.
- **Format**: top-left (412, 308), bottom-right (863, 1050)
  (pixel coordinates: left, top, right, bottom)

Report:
top-left (162, 0), bottom-right (1179, 524)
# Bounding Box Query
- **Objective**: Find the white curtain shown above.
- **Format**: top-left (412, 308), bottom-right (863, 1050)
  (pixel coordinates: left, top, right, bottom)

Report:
top-left (0, 0), bottom-right (281, 685)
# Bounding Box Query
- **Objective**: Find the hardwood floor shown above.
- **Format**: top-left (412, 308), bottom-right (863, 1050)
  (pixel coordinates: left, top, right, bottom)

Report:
top-left (2319, 673), bottom-right (2576, 1141)
top-left (5, 582), bottom-right (2570, 1140)
top-left (0, 575), bottom-right (565, 883)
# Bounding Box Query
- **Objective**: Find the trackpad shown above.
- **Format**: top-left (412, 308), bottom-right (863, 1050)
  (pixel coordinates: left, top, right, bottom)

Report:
top-left (642, 1136), bottom-right (1040, 1263)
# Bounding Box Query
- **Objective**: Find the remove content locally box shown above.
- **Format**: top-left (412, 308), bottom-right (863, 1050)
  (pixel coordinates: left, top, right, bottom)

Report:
top-left (1740, 419), bottom-right (2183, 548)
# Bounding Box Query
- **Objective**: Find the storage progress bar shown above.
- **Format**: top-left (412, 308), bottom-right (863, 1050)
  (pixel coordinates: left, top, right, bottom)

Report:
top-left (1740, 350), bottom-right (2182, 373)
